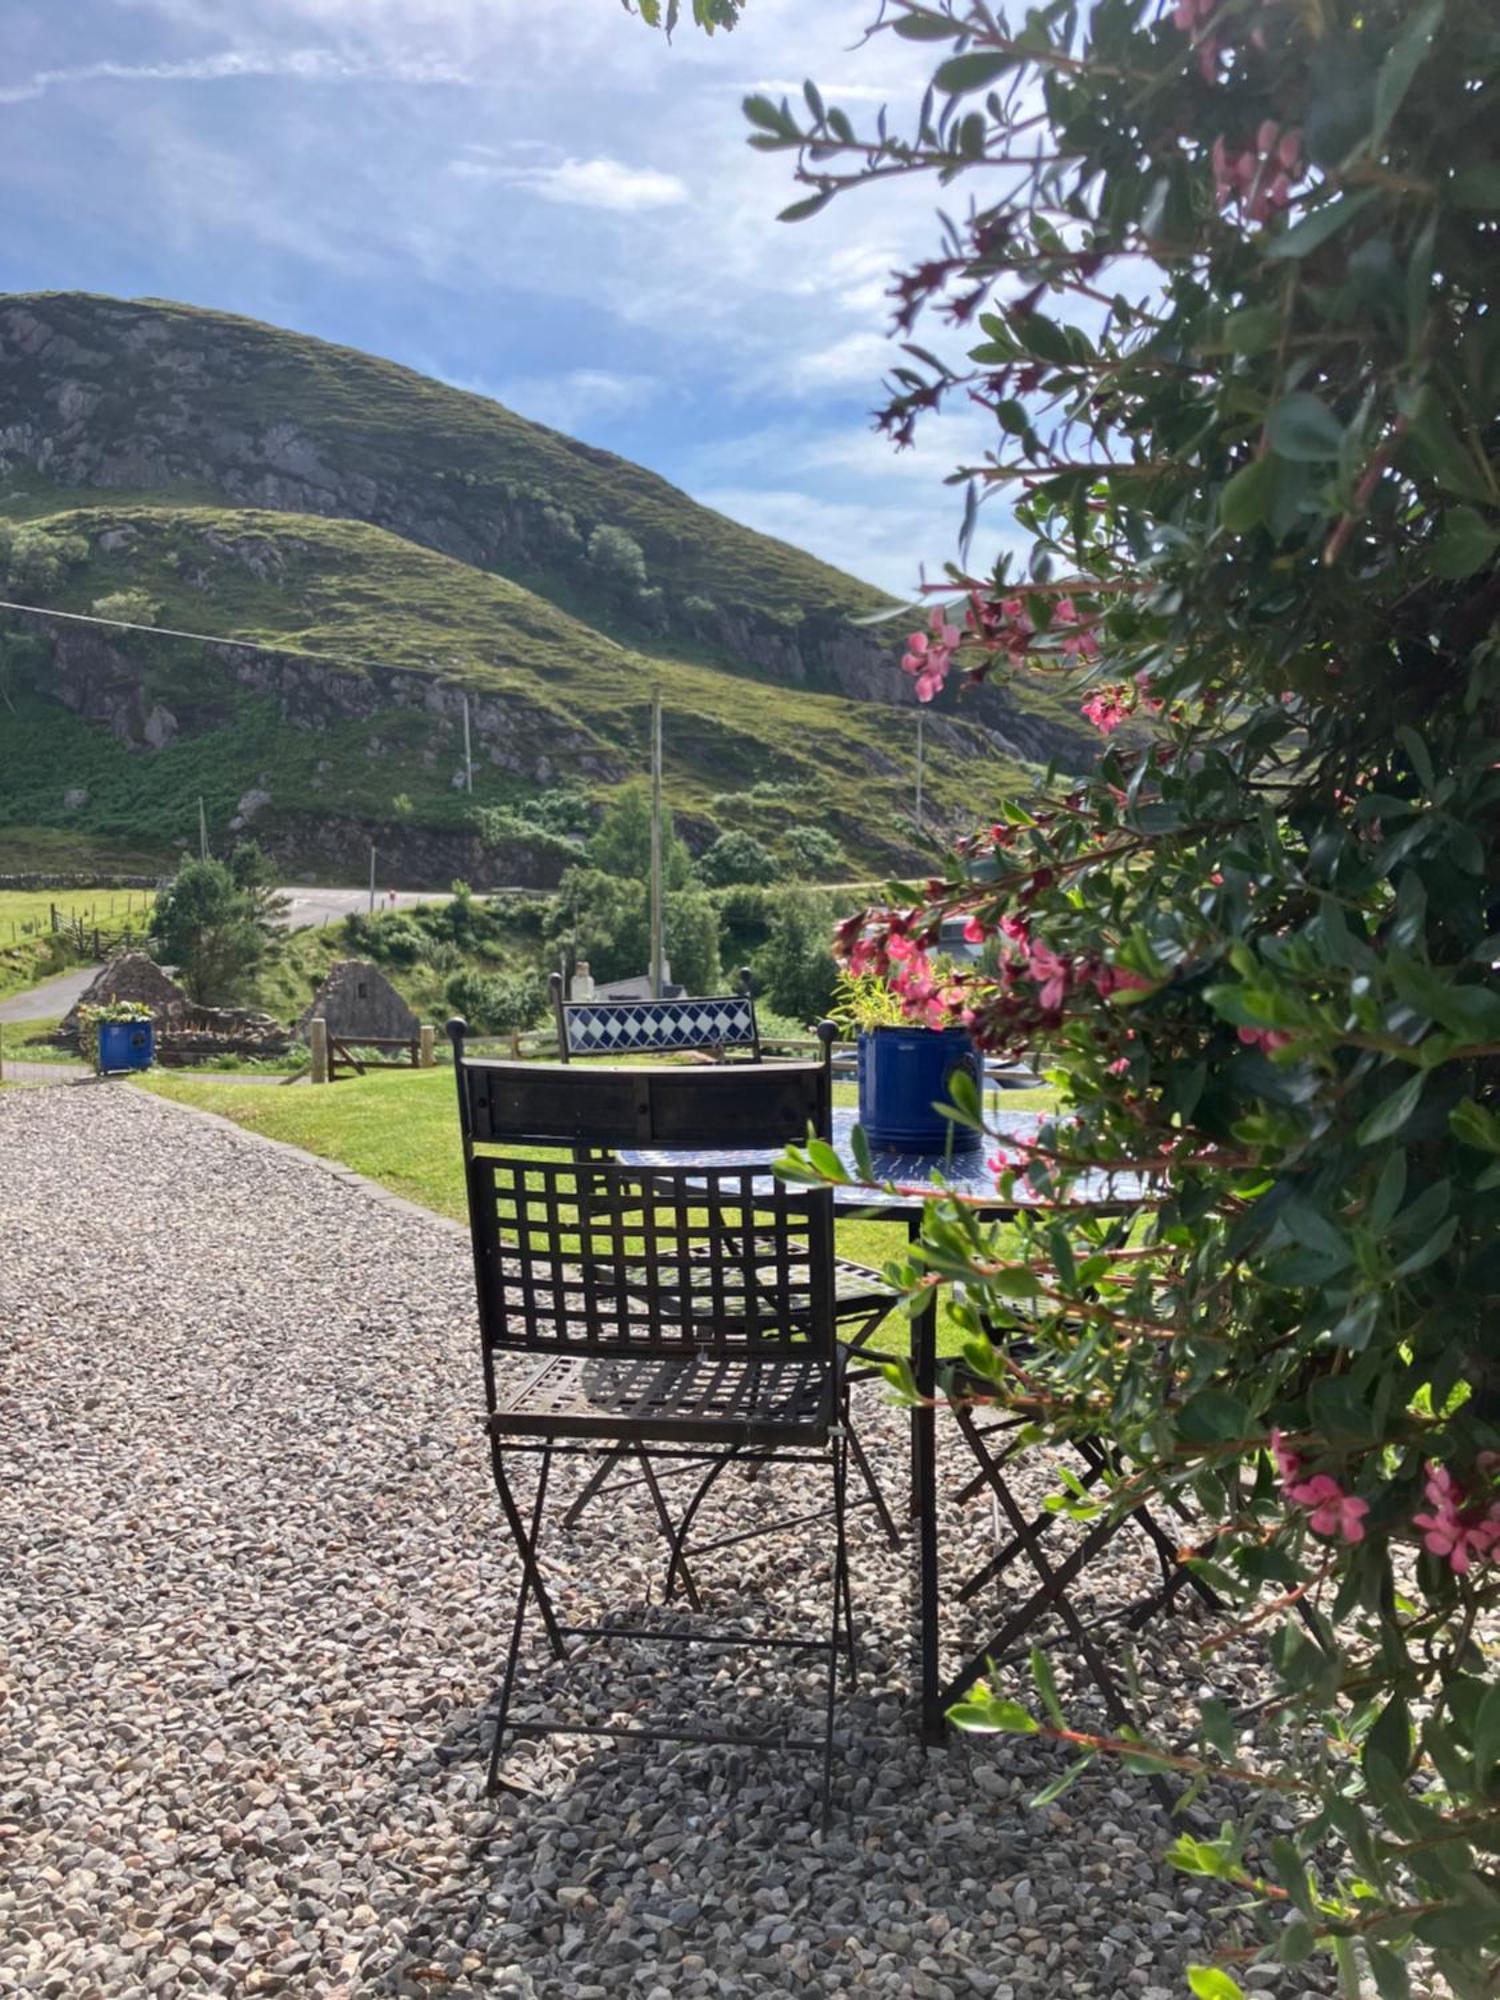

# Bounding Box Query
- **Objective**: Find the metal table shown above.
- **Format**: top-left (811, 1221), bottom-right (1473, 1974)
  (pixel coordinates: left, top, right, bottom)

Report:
top-left (621, 1103), bottom-right (1078, 1742)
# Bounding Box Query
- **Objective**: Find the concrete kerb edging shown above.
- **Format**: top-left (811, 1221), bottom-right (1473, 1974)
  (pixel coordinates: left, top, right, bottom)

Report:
top-left (128, 1079), bottom-right (470, 1240)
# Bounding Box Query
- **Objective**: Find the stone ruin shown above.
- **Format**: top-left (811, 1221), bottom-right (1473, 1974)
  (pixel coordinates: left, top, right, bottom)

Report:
top-left (58, 951), bottom-right (291, 1063)
top-left (298, 960), bottom-right (420, 1046)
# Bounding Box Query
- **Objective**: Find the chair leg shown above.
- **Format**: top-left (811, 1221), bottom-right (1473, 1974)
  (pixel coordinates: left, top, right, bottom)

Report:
top-left (487, 1448), bottom-right (556, 1795)
top-left (635, 1446), bottom-right (704, 1612)
top-left (845, 1404), bottom-right (902, 1551)
top-left (561, 1439), bottom-right (628, 1531)
top-left (821, 1430), bottom-right (850, 1826)
top-left (491, 1449), bottom-right (566, 1660)
top-left (662, 1450), bottom-right (739, 1605)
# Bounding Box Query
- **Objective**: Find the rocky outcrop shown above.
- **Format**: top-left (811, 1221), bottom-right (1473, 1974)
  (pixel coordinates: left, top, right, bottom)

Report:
top-left (252, 811), bottom-right (572, 891)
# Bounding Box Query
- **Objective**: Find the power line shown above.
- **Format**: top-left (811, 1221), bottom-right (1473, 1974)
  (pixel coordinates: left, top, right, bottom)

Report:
top-left (0, 593), bottom-right (485, 690)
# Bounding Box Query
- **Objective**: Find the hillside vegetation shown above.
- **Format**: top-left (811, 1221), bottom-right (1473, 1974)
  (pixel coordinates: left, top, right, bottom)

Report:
top-left (0, 292), bottom-right (1092, 881)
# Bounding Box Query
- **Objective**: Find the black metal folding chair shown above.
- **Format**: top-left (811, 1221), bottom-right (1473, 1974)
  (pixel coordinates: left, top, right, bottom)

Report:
top-left (449, 1029), bottom-right (859, 1811)
top-left (541, 996), bottom-right (902, 1547)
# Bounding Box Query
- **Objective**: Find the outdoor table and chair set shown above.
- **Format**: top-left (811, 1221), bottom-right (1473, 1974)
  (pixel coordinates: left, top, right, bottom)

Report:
top-left (448, 982), bottom-right (1209, 1812)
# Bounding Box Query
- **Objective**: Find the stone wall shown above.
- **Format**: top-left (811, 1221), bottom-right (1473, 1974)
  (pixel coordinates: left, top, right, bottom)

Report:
top-left (298, 960), bottom-right (420, 1044)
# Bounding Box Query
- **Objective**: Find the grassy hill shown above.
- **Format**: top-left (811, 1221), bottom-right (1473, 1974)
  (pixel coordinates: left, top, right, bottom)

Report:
top-left (0, 292), bottom-right (1092, 882)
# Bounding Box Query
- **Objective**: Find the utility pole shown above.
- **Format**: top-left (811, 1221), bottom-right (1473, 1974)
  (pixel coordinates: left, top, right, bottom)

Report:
top-left (198, 796), bottom-right (209, 862)
top-left (369, 844), bottom-right (377, 915)
top-left (649, 693), bottom-right (664, 999)
top-left (462, 692), bottom-right (473, 795)
top-left (915, 712), bottom-right (925, 839)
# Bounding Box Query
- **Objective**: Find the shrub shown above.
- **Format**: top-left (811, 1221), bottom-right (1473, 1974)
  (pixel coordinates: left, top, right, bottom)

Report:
top-left (444, 968), bottom-right (546, 1044)
top-left (781, 825), bottom-right (842, 880)
top-left (728, 0), bottom-right (1500, 1990)
top-left (586, 523), bottom-right (648, 597)
top-left (698, 829), bottom-right (777, 887)
top-left (755, 888), bottom-right (837, 1026)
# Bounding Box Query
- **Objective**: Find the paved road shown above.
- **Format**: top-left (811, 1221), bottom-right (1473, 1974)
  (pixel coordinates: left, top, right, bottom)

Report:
top-left (0, 965), bottom-right (103, 1023)
top-left (276, 885), bottom-right (453, 931)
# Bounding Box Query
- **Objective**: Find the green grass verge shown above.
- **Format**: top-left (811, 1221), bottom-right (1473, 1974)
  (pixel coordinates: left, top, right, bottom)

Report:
top-left (138, 1066), bottom-right (1057, 1359)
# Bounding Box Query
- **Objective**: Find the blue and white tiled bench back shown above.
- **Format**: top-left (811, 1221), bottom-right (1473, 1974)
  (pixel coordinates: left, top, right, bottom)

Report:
top-left (550, 970), bottom-right (763, 1064)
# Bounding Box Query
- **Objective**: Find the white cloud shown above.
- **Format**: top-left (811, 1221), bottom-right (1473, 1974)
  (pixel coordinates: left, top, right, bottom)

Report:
top-left (451, 153), bottom-right (688, 212)
top-left (489, 367), bottom-right (663, 431)
top-left (0, 45), bottom-right (470, 103)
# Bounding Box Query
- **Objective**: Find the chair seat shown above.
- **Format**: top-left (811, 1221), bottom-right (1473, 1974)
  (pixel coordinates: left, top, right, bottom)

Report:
top-left (681, 1241), bottom-right (896, 1321)
top-left (491, 1349), bottom-right (835, 1445)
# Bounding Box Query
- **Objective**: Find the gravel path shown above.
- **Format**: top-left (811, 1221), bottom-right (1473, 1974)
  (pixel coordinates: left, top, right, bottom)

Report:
top-left (0, 1087), bottom-right (1334, 2000)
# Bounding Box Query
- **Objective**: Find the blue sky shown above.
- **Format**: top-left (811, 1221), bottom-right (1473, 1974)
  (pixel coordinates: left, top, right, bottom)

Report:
top-left (0, 0), bottom-right (1015, 594)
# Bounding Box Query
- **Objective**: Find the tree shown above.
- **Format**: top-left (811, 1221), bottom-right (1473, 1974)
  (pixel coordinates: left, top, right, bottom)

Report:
top-left (698, 829), bottom-right (777, 886)
top-left (445, 969), bottom-right (546, 1050)
top-left (588, 779), bottom-right (693, 889)
top-left (756, 888), bottom-right (836, 1025)
top-left (716, 2), bottom-right (1500, 1991)
top-left (664, 888), bottom-right (722, 995)
top-left (782, 825), bottom-right (842, 880)
top-left (586, 523), bottom-right (648, 599)
top-left (148, 856), bottom-right (268, 1004)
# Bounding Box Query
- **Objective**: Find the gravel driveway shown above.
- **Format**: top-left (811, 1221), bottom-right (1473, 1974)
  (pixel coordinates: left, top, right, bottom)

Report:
top-left (0, 1086), bottom-right (1329, 2000)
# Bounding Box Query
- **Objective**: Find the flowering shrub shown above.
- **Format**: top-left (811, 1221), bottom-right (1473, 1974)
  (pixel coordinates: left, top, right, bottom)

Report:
top-left (733, 1), bottom-right (1500, 1993)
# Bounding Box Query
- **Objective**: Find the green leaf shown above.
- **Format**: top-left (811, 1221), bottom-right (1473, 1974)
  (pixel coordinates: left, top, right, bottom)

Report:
top-left (1356, 1071), bottom-right (1423, 1145)
top-left (948, 1693), bottom-right (1040, 1734)
top-left (1220, 455), bottom-right (1279, 532)
top-left (1449, 1098), bottom-right (1500, 1153)
top-left (1370, 0), bottom-right (1444, 145)
top-left (1282, 1197), bottom-right (1353, 1270)
top-left (1030, 1646), bottom-right (1065, 1727)
top-left (1167, 1836), bottom-right (1236, 1879)
top-left (1413, 1901), bottom-right (1500, 1949)
top-left (1222, 306), bottom-right (1281, 355)
top-left (933, 50), bottom-right (1013, 95)
top-left (778, 190), bottom-right (834, 223)
top-left (1011, 310), bottom-right (1075, 365)
top-left (891, 9), bottom-right (958, 38)
top-left (1266, 393), bottom-right (1346, 463)
top-left (1431, 506), bottom-right (1500, 579)
top-left (1176, 1389), bottom-right (1252, 1443)
top-left (1365, 1942), bottom-right (1411, 2000)
top-left (1473, 1682), bottom-right (1500, 1787)
top-left (1266, 188), bottom-right (1379, 260)
top-left (1187, 1967), bottom-right (1245, 1999)
top-left (1308, 1376), bottom-right (1373, 1446)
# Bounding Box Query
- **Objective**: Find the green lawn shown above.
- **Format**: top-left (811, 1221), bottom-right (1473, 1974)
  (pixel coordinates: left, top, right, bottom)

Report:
top-left (139, 1066), bottom-right (1057, 1358)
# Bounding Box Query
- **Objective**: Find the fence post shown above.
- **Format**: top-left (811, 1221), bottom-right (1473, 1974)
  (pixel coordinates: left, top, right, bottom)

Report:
top-left (310, 1016), bottom-right (328, 1086)
top-left (419, 1025), bottom-right (435, 1069)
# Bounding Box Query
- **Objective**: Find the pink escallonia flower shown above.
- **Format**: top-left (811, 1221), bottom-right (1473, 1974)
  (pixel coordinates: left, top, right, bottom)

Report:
top-left (1082, 690), bottom-right (1128, 734)
top-left (902, 609), bottom-right (962, 704)
top-left (1413, 1462), bottom-right (1500, 1574)
top-left (1238, 1025), bottom-right (1294, 1054)
top-left (1025, 942), bottom-right (1070, 1012)
top-left (1270, 1428), bottom-right (1302, 1487)
top-left (1288, 1474), bottom-right (1370, 1544)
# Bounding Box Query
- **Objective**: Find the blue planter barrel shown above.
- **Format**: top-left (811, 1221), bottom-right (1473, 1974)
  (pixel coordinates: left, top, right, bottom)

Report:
top-left (857, 1026), bottom-right (982, 1153)
top-left (97, 1020), bottom-right (155, 1074)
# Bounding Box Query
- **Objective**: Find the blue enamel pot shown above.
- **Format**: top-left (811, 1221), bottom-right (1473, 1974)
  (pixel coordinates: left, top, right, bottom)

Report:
top-left (856, 1025), bottom-right (981, 1153)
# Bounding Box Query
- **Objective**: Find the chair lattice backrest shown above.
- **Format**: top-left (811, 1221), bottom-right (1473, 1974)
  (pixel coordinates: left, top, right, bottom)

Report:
top-left (470, 1155), bottom-right (835, 1365)
top-left (550, 972), bottom-right (760, 1063)
top-left (447, 1032), bottom-right (838, 1383)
